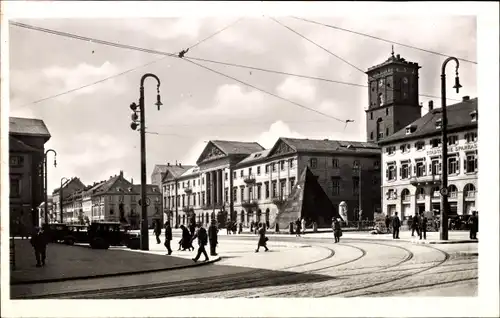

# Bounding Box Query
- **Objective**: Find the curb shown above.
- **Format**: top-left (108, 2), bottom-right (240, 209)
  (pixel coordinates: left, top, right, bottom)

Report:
top-left (454, 251), bottom-right (479, 256)
top-left (11, 256), bottom-right (221, 286)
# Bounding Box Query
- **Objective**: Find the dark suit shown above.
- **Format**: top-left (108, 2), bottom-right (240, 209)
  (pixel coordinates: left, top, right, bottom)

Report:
top-left (164, 225), bottom-right (173, 254)
top-left (419, 216), bottom-right (427, 240)
top-left (392, 216), bottom-right (401, 239)
top-left (411, 215), bottom-right (420, 237)
top-left (208, 225), bottom-right (218, 256)
top-left (30, 230), bottom-right (48, 266)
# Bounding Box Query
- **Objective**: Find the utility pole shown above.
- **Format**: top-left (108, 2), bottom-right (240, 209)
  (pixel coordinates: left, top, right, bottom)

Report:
top-left (130, 73), bottom-right (162, 251)
top-left (439, 57), bottom-right (462, 241)
top-left (44, 149), bottom-right (57, 225)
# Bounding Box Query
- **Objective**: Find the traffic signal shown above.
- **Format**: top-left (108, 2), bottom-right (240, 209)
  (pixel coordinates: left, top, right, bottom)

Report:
top-left (130, 102), bottom-right (140, 131)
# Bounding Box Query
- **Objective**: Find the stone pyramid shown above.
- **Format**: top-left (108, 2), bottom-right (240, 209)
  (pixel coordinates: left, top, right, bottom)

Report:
top-left (273, 166), bottom-right (340, 229)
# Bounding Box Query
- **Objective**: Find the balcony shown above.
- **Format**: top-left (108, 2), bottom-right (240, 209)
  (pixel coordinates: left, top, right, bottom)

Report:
top-left (201, 202), bottom-right (224, 211)
top-left (409, 174), bottom-right (441, 186)
top-left (243, 175), bottom-right (256, 184)
top-left (184, 186), bottom-right (192, 194)
top-left (272, 196), bottom-right (287, 207)
top-left (465, 191), bottom-right (476, 199)
top-left (241, 199), bottom-right (259, 208)
top-left (182, 206), bottom-right (194, 213)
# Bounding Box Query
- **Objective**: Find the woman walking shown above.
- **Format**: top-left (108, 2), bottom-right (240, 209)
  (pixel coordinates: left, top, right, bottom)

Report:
top-left (332, 218), bottom-right (342, 243)
top-left (255, 223), bottom-right (269, 252)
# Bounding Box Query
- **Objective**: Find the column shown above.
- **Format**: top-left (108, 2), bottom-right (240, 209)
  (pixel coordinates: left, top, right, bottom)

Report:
top-left (221, 169), bottom-right (225, 205)
top-left (216, 169), bottom-right (221, 205)
top-left (219, 169), bottom-right (223, 205)
top-left (211, 171), bottom-right (216, 208)
top-left (205, 172), bottom-right (210, 205)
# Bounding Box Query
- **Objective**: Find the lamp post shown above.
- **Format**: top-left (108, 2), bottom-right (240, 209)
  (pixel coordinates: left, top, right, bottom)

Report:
top-left (60, 177), bottom-right (69, 223)
top-left (130, 73), bottom-right (162, 251)
top-left (44, 149), bottom-right (57, 225)
top-left (439, 57), bottom-right (462, 241)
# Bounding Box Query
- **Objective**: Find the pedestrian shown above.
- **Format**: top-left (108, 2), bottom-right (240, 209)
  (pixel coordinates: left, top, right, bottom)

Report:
top-left (385, 214), bottom-right (391, 234)
top-left (295, 218), bottom-right (302, 237)
top-left (180, 225), bottom-right (194, 251)
top-left (255, 223), bottom-right (269, 252)
top-left (232, 221), bottom-right (237, 235)
top-left (164, 221), bottom-right (173, 255)
top-left (30, 226), bottom-right (48, 267)
top-left (411, 213), bottom-right (420, 237)
top-left (392, 212), bottom-right (401, 239)
top-left (301, 218), bottom-right (306, 236)
top-left (250, 221), bottom-right (254, 233)
top-left (332, 218), bottom-right (342, 243)
top-left (189, 222), bottom-right (196, 237)
top-left (238, 222), bottom-right (243, 234)
top-left (419, 212), bottom-right (428, 240)
top-left (154, 220), bottom-right (162, 244)
top-left (191, 222), bottom-right (209, 262)
top-left (208, 219), bottom-right (218, 256)
top-left (468, 211), bottom-right (478, 240)
top-left (226, 221), bottom-right (231, 235)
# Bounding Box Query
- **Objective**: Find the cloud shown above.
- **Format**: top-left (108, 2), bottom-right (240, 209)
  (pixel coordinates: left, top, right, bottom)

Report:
top-left (276, 77), bottom-right (317, 104)
top-left (256, 120), bottom-right (305, 149)
top-left (181, 139), bottom-right (208, 165)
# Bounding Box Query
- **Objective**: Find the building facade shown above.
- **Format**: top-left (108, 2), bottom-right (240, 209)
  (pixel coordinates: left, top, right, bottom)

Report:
top-left (61, 171), bottom-right (162, 228)
top-left (52, 177), bottom-right (85, 223)
top-left (161, 138), bottom-right (381, 228)
top-left (9, 117), bottom-right (51, 235)
top-left (379, 97), bottom-right (478, 221)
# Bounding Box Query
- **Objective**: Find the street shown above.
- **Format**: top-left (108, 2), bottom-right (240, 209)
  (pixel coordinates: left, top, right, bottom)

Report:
top-left (11, 231), bottom-right (477, 299)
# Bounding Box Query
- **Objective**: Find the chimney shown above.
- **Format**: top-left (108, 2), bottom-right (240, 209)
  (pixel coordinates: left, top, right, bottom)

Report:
top-left (428, 100), bottom-right (433, 111)
top-left (175, 160), bottom-right (178, 166)
top-left (120, 170), bottom-right (123, 178)
top-left (167, 162), bottom-right (170, 167)
top-left (462, 96), bottom-right (470, 102)
top-left (131, 178), bottom-right (134, 184)
top-left (179, 162), bottom-right (182, 168)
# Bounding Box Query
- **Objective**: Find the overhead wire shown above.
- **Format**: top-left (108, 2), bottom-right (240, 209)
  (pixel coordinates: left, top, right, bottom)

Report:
top-left (291, 16), bottom-right (478, 65)
top-left (10, 20), bottom-right (461, 110)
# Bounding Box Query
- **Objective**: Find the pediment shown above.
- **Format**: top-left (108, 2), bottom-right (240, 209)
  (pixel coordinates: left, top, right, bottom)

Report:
top-left (268, 139), bottom-right (296, 157)
top-left (196, 142), bottom-right (227, 164)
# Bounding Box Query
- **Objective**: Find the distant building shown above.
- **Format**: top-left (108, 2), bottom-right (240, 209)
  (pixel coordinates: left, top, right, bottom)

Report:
top-left (61, 171), bottom-right (162, 228)
top-left (161, 138), bottom-right (381, 229)
top-left (52, 177), bottom-right (85, 223)
top-left (9, 117), bottom-right (51, 235)
top-left (379, 97), bottom-right (478, 221)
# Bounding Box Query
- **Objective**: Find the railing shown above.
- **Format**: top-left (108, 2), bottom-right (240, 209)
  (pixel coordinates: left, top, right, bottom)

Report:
top-left (410, 174), bottom-right (441, 185)
top-left (201, 202), bottom-right (224, 210)
top-left (272, 197), bottom-right (287, 206)
top-left (182, 206), bottom-right (192, 212)
top-left (466, 191), bottom-right (476, 198)
top-left (416, 194), bottom-right (425, 201)
top-left (241, 200), bottom-right (259, 208)
top-left (243, 175), bottom-right (256, 184)
top-left (449, 192), bottom-right (458, 199)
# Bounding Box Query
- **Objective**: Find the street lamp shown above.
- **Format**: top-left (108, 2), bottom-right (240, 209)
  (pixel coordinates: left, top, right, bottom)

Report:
top-left (439, 57), bottom-right (462, 241)
top-left (130, 73), bottom-right (162, 251)
top-left (60, 177), bottom-right (69, 223)
top-left (44, 149), bottom-right (57, 225)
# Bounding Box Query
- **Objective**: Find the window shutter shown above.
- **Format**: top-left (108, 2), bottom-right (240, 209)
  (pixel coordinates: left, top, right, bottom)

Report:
top-left (463, 159), bottom-right (467, 171)
top-left (474, 158), bottom-right (477, 170)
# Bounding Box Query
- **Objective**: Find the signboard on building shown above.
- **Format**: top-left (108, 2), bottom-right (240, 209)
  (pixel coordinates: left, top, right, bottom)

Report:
top-left (426, 142), bottom-right (477, 156)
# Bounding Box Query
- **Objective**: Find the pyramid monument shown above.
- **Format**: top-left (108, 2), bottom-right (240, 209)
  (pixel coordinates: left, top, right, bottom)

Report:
top-left (273, 166), bottom-right (340, 229)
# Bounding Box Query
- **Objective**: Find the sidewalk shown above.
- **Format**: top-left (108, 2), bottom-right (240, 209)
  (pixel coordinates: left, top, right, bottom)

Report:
top-left (10, 240), bottom-right (219, 285)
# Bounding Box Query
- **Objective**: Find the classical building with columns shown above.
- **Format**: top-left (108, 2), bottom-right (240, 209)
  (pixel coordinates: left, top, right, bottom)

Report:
top-left (160, 138), bottom-right (381, 228)
top-left (378, 97), bottom-right (478, 222)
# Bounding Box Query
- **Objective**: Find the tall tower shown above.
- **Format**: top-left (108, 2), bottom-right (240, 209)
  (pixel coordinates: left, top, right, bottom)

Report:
top-left (365, 49), bottom-right (422, 143)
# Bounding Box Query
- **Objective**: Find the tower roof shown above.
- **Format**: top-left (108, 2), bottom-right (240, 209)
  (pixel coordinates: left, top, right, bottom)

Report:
top-left (366, 50), bottom-right (420, 73)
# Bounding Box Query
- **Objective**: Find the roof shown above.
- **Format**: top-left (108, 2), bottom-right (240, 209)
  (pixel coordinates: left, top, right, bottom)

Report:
top-left (161, 165), bottom-right (195, 182)
top-left (235, 149), bottom-right (271, 167)
top-left (274, 137), bottom-right (380, 155)
top-left (379, 97), bottom-right (478, 145)
top-left (131, 184), bottom-right (161, 194)
top-left (367, 52), bottom-right (420, 73)
top-left (211, 140), bottom-right (265, 155)
top-left (9, 117), bottom-right (51, 138)
top-left (52, 177), bottom-right (84, 194)
top-left (179, 166), bottom-right (201, 178)
top-left (9, 136), bottom-right (42, 152)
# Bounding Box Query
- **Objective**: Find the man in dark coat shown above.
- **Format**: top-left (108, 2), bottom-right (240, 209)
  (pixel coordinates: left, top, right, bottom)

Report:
top-left (164, 221), bottom-right (173, 255)
top-left (208, 219), bottom-right (218, 256)
top-left (411, 213), bottom-right (420, 237)
top-left (392, 212), bottom-right (401, 239)
top-left (469, 211), bottom-right (478, 239)
top-left (192, 222), bottom-right (209, 262)
top-left (419, 212), bottom-right (428, 240)
top-left (30, 226), bottom-right (48, 267)
top-left (154, 220), bottom-right (162, 244)
top-left (385, 215), bottom-right (391, 234)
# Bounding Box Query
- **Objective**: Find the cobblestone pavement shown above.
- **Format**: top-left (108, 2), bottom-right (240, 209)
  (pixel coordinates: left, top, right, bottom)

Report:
top-left (11, 234), bottom-right (477, 299)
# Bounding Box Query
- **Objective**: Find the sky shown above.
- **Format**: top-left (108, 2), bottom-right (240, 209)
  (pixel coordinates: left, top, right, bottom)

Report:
top-left (9, 15), bottom-right (478, 193)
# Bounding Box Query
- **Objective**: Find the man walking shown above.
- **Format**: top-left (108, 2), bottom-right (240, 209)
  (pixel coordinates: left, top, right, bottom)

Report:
top-left (332, 218), bottom-right (342, 243)
top-left (392, 212), bottom-right (401, 239)
top-left (295, 218), bottom-right (302, 237)
top-left (154, 220), bottom-right (162, 244)
top-left (411, 213), bottom-right (420, 237)
top-left (385, 214), bottom-right (391, 234)
top-left (191, 222), bottom-right (209, 263)
top-left (419, 212), bottom-right (428, 240)
top-left (208, 219), bottom-right (218, 256)
top-left (30, 226), bottom-right (48, 267)
top-left (164, 221), bottom-right (173, 255)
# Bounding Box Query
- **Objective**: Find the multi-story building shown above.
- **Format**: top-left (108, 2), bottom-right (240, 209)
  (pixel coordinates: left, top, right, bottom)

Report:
top-left (379, 97), bottom-right (478, 221)
top-left (52, 177), bottom-right (85, 223)
top-left (9, 117), bottom-right (51, 234)
top-left (161, 138), bottom-right (381, 228)
top-left (61, 171), bottom-right (162, 228)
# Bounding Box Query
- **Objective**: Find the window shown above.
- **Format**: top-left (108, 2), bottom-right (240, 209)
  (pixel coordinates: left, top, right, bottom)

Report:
top-left (465, 132), bottom-right (477, 143)
top-left (448, 156), bottom-right (459, 175)
top-left (378, 132), bottom-right (384, 139)
top-left (415, 141), bottom-right (425, 151)
top-left (249, 186), bottom-right (253, 200)
top-left (232, 188), bottom-right (237, 202)
top-left (272, 181), bottom-right (277, 198)
top-left (401, 162), bottom-right (410, 179)
top-left (352, 177), bottom-right (360, 196)
top-left (448, 185), bottom-right (458, 198)
top-left (290, 178), bottom-right (295, 190)
top-left (387, 189), bottom-right (397, 200)
top-left (386, 127), bottom-right (389, 136)
top-left (430, 138), bottom-right (441, 148)
top-left (370, 112), bottom-right (373, 120)
top-left (233, 171), bottom-right (236, 179)
top-left (265, 165), bottom-right (269, 174)
top-left (280, 180), bottom-right (286, 197)
top-left (416, 188), bottom-right (425, 200)
top-left (202, 192), bottom-right (205, 205)
top-left (289, 159), bottom-right (295, 169)
top-left (332, 178), bottom-right (340, 196)
top-left (272, 163), bottom-right (277, 172)
top-left (332, 158), bottom-right (339, 168)
top-left (280, 161), bottom-right (285, 170)
top-left (464, 184), bottom-right (476, 198)
top-left (310, 158), bottom-right (318, 168)
top-left (240, 187), bottom-right (245, 201)
top-left (240, 170), bottom-right (244, 178)
top-left (9, 155), bottom-right (24, 167)
top-left (182, 182), bottom-right (185, 188)
top-left (257, 184), bottom-right (262, 200)
top-left (224, 188), bottom-right (228, 203)
top-left (431, 159), bottom-right (441, 175)
top-left (353, 160), bottom-right (360, 169)
top-left (198, 193), bottom-right (201, 206)
top-left (193, 195), bottom-right (196, 206)
top-left (400, 144), bottom-right (410, 153)
top-left (386, 146), bottom-right (396, 155)
top-left (416, 161), bottom-right (425, 177)
top-left (386, 108), bottom-right (389, 116)
top-left (465, 153), bottom-right (478, 173)
top-left (182, 194), bottom-right (185, 207)
top-left (401, 189), bottom-right (410, 201)
top-left (10, 177), bottom-right (21, 197)
top-left (249, 168), bottom-right (252, 176)
top-left (374, 160), bottom-right (380, 169)
top-left (386, 164), bottom-right (396, 181)
top-left (265, 182), bottom-right (270, 198)
top-left (447, 135), bottom-right (458, 145)
top-left (370, 131), bottom-right (374, 139)
top-left (225, 172), bottom-right (228, 180)
top-left (257, 166), bottom-right (261, 175)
